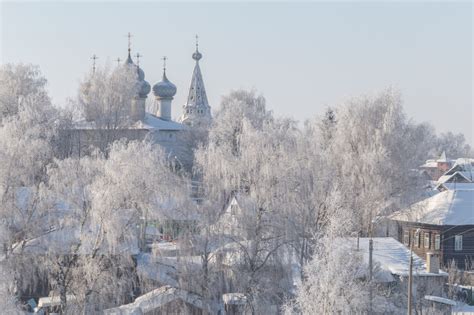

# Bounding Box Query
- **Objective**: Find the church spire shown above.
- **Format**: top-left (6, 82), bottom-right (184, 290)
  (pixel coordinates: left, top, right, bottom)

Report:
top-left (179, 35), bottom-right (212, 126)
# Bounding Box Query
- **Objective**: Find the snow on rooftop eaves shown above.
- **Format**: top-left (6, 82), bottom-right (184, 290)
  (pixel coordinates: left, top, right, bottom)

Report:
top-left (436, 182), bottom-right (474, 192)
top-left (424, 295), bottom-right (456, 306)
top-left (389, 189), bottom-right (474, 225)
top-left (437, 172), bottom-right (472, 185)
top-left (420, 160), bottom-right (438, 168)
top-left (443, 161), bottom-right (474, 181)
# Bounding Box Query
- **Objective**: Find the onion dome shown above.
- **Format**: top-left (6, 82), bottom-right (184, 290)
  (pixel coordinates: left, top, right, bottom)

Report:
top-left (132, 64), bottom-right (150, 98)
top-left (124, 53), bottom-right (150, 98)
top-left (192, 50), bottom-right (202, 61)
top-left (138, 79), bottom-right (151, 98)
top-left (137, 66), bottom-right (145, 81)
top-left (153, 71), bottom-right (177, 99)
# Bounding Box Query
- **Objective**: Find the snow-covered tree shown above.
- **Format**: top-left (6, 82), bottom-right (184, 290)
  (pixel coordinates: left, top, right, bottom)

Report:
top-left (0, 63), bottom-right (49, 118)
top-left (77, 65), bottom-right (138, 129)
top-left (41, 139), bottom-right (191, 313)
top-left (324, 88), bottom-right (431, 235)
top-left (195, 90), bottom-right (298, 311)
top-left (434, 131), bottom-right (472, 158)
top-left (0, 64), bottom-right (64, 308)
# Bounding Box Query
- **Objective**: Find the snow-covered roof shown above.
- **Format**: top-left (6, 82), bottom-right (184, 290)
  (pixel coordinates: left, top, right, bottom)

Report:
top-left (135, 113), bottom-right (185, 131)
top-left (436, 182), bottom-right (474, 192)
top-left (438, 172), bottom-right (472, 185)
top-left (420, 160), bottom-right (438, 168)
top-left (389, 189), bottom-right (474, 225)
top-left (424, 295), bottom-right (456, 306)
top-left (136, 253), bottom-right (178, 287)
top-left (453, 303), bottom-right (474, 313)
top-left (354, 238), bottom-right (446, 281)
top-left (38, 295), bottom-right (77, 308)
top-left (222, 293), bottom-right (247, 305)
top-left (103, 285), bottom-right (205, 315)
top-left (447, 159), bottom-right (474, 171)
top-left (72, 112), bottom-right (185, 131)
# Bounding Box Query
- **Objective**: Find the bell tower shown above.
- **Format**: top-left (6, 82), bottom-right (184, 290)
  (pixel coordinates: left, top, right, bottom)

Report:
top-left (179, 35), bottom-right (212, 127)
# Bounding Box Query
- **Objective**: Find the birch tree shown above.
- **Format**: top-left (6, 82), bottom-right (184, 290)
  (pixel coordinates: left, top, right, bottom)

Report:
top-left (195, 90), bottom-right (298, 312)
top-left (0, 64), bottom-right (62, 306)
top-left (326, 88), bottom-right (431, 235)
top-left (77, 65), bottom-right (138, 129)
top-left (0, 63), bottom-right (49, 118)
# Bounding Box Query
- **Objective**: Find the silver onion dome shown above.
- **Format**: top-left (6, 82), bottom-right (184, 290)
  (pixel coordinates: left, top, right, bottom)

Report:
top-left (138, 80), bottom-right (151, 98)
top-left (153, 72), bottom-right (177, 99)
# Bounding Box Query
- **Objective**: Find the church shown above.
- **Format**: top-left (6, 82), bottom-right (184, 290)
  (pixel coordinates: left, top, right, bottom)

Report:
top-left (61, 36), bottom-right (212, 169)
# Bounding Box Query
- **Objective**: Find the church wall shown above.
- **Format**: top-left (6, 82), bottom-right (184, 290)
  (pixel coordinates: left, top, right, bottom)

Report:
top-left (58, 128), bottom-right (195, 171)
top-left (58, 128), bottom-right (149, 158)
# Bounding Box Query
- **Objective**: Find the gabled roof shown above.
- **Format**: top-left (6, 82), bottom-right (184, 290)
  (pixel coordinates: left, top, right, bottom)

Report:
top-left (443, 160), bottom-right (474, 181)
top-left (389, 189), bottom-right (474, 225)
top-left (420, 160), bottom-right (438, 168)
top-left (437, 172), bottom-right (472, 185)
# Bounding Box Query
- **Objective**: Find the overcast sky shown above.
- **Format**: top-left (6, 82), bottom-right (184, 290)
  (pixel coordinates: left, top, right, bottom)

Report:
top-left (1, 1), bottom-right (472, 145)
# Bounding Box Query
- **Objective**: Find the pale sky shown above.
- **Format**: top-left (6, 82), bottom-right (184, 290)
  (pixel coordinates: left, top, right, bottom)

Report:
top-left (1, 1), bottom-right (472, 145)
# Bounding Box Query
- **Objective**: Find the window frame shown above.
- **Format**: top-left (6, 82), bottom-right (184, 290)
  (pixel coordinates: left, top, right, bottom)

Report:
top-left (403, 230), bottom-right (410, 246)
top-left (455, 235), bottom-right (463, 251)
top-left (424, 232), bottom-right (431, 249)
top-left (415, 231), bottom-right (420, 248)
top-left (434, 234), bottom-right (441, 250)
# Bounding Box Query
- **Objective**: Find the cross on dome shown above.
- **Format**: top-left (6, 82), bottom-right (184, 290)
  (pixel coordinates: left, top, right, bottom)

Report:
top-left (192, 34), bottom-right (202, 61)
top-left (162, 56), bottom-right (167, 72)
top-left (135, 53), bottom-right (142, 67)
top-left (90, 54), bottom-right (99, 74)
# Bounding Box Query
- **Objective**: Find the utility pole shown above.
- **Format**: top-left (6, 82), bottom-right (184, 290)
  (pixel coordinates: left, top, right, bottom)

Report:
top-left (357, 231), bottom-right (360, 251)
top-left (408, 238), bottom-right (413, 315)
top-left (369, 238), bottom-right (373, 315)
top-left (408, 229), bottom-right (419, 315)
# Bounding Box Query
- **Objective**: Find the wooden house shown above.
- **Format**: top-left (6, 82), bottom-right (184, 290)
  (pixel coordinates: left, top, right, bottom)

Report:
top-left (389, 189), bottom-right (474, 269)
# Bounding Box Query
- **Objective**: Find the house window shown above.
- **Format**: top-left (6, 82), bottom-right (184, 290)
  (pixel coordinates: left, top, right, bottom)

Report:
top-left (415, 231), bottom-right (420, 248)
top-left (424, 232), bottom-right (430, 249)
top-left (455, 235), bottom-right (463, 251)
top-left (230, 204), bottom-right (238, 215)
top-left (403, 230), bottom-right (410, 246)
top-left (434, 234), bottom-right (441, 250)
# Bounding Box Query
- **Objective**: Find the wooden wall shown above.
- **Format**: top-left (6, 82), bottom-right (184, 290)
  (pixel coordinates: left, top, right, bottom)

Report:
top-left (395, 221), bottom-right (474, 270)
